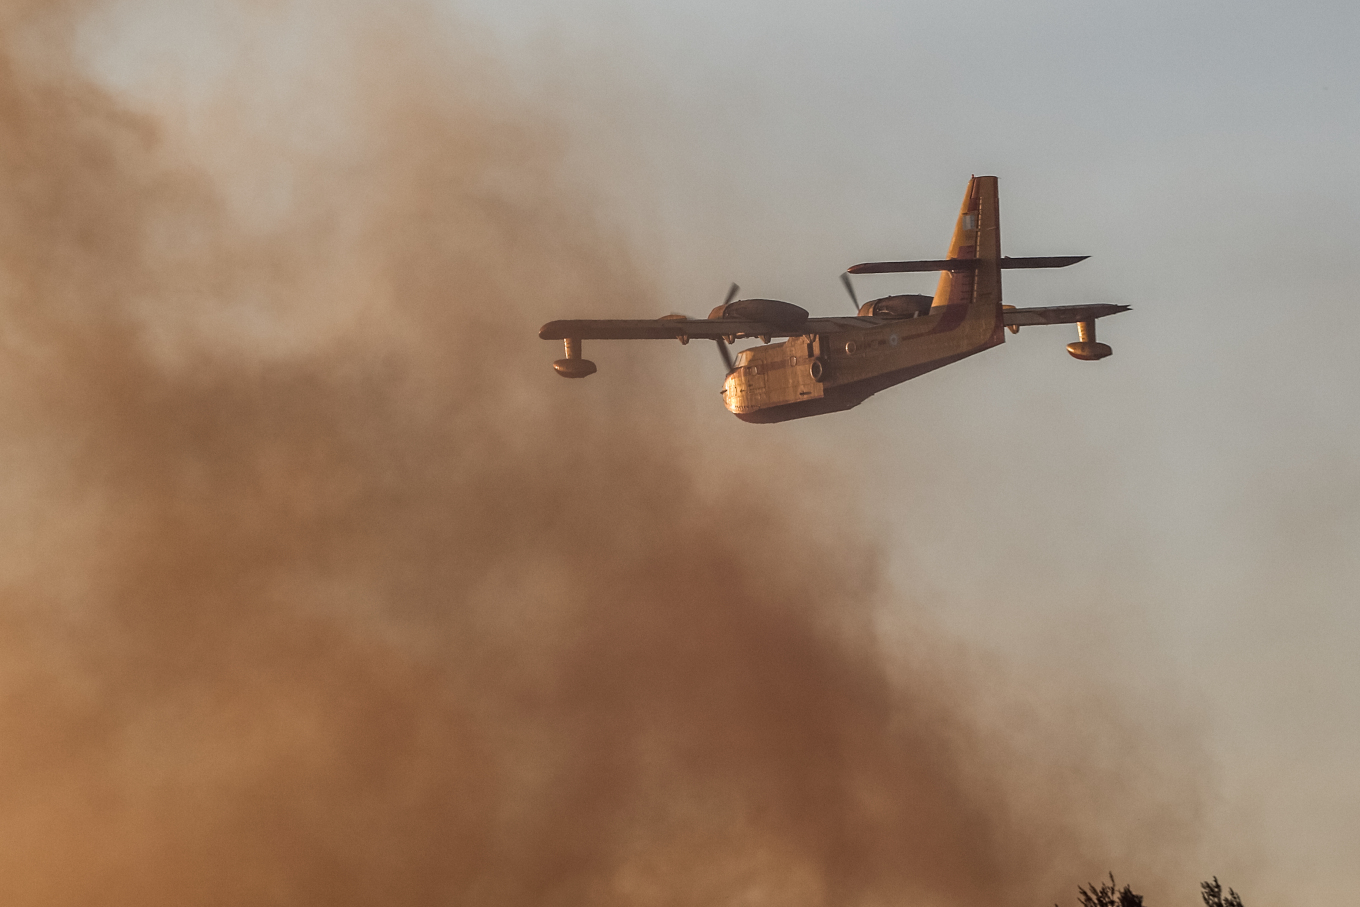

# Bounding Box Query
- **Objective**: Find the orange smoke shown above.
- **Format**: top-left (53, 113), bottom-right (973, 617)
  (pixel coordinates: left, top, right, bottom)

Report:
top-left (0, 3), bottom-right (1203, 905)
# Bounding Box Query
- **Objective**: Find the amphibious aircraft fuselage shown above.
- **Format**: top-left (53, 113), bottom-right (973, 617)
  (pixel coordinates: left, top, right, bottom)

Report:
top-left (718, 301), bottom-right (1001, 422)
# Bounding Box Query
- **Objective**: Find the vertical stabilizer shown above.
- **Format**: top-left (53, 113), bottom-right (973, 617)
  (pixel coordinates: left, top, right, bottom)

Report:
top-left (932, 175), bottom-right (1001, 310)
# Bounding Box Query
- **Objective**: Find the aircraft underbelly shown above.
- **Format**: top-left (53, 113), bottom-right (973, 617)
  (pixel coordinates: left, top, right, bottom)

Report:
top-left (724, 305), bottom-right (1002, 423)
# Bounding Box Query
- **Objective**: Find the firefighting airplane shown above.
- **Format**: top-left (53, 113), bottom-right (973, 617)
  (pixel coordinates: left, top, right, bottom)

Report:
top-left (539, 176), bottom-right (1129, 423)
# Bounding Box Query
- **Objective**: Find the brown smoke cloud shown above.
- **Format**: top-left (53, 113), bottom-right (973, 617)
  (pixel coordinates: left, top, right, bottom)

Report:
top-left (0, 2), bottom-right (1205, 905)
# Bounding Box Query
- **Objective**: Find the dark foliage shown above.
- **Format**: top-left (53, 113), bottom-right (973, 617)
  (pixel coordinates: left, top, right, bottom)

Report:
top-left (1063, 874), bottom-right (1144, 907)
top-left (1201, 878), bottom-right (1245, 907)
top-left (1060, 875), bottom-right (1247, 907)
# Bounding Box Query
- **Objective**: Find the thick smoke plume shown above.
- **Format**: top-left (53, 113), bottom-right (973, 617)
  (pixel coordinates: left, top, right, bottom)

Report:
top-left (0, 3), bottom-right (1202, 905)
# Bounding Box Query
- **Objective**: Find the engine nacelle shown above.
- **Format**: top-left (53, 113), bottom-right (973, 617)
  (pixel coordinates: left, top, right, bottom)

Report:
top-left (708, 297), bottom-right (809, 329)
top-left (858, 294), bottom-right (933, 319)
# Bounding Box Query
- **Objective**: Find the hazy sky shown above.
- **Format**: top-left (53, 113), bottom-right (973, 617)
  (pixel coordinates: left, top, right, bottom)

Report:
top-left (446, 1), bottom-right (1360, 900)
top-left (73, 0), bottom-right (1359, 902)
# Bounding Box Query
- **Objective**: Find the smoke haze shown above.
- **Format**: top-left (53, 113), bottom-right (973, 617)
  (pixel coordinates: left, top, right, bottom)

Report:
top-left (0, 2), bottom-right (1205, 905)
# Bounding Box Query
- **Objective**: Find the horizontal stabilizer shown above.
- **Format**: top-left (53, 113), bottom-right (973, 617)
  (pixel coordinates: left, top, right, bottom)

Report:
top-left (1002, 303), bottom-right (1129, 327)
top-left (847, 255), bottom-right (1088, 275)
top-left (998, 255), bottom-right (1089, 270)
top-left (848, 259), bottom-right (978, 274)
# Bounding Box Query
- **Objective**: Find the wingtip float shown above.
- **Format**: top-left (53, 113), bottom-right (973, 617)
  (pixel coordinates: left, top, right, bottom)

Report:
top-left (540, 176), bottom-right (1129, 423)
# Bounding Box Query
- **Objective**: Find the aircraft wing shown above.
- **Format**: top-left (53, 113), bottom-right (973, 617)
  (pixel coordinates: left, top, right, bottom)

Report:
top-left (1003, 303), bottom-right (1130, 326)
top-left (541, 307), bottom-right (1127, 341)
top-left (539, 317), bottom-right (872, 341)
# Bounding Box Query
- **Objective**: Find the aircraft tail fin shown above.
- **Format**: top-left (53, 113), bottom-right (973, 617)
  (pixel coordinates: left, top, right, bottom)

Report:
top-left (932, 175), bottom-right (1001, 310)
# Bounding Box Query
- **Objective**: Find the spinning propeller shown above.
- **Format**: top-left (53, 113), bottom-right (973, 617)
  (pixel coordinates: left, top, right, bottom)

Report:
top-left (716, 283), bottom-right (738, 373)
top-left (840, 272), bottom-right (860, 313)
